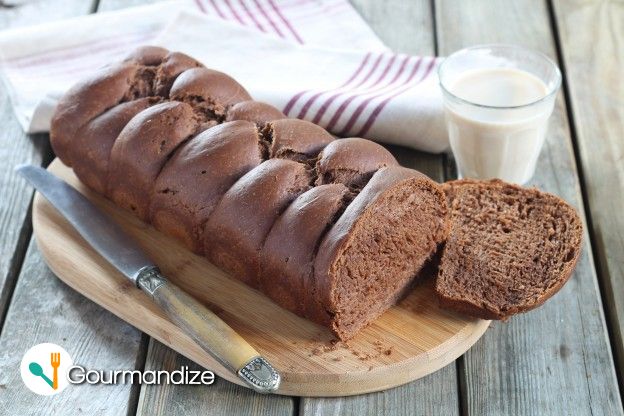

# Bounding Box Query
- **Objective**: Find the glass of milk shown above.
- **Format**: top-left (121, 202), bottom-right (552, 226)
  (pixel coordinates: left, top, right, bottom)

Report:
top-left (438, 44), bottom-right (561, 184)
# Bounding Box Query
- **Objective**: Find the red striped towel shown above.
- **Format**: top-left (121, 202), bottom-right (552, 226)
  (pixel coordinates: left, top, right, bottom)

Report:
top-left (0, 1), bottom-right (447, 152)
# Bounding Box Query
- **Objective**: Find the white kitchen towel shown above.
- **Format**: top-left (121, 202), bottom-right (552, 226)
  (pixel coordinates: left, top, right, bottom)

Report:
top-left (0, 0), bottom-right (448, 152)
top-left (155, 11), bottom-right (447, 152)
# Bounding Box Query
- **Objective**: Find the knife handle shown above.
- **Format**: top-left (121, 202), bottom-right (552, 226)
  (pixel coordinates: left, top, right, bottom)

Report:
top-left (136, 266), bottom-right (280, 393)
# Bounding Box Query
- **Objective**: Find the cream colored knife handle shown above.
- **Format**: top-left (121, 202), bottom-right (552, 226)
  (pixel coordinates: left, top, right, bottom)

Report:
top-left (136, 266), bottom-right (280, 393)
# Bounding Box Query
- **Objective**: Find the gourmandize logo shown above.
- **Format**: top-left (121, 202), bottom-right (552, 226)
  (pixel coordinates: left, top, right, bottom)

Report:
top-left (30, 352), bottom-right (60, 390)
top-left (20, 343), bottom-right (73, 395)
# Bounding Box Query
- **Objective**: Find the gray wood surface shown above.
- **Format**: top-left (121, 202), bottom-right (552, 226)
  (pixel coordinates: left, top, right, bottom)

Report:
top-left (136, 340), bottom-right (294, 416)
top-left (436, 0), bottom-right (622, 414)
top-left (0, 0), bottom-right (95, 338)
top-left (551, 0), bottom-right (624, 381)
top-left (0, 240), bottom-right (145, 415)
top-left (0, 2), bottom-right (146, 415)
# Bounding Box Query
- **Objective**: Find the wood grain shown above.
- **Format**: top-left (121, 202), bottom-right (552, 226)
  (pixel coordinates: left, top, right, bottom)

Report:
top-left (33, 159), bottom-right (489, 397)
top-left (0, 239), bottom-right (144, 415)
top-left (148, 278), bottom-right (260, 372)
top-left (136, 340), bottom-right (294, 416)
top-left (551, 0), bottom-right (624, 382)
top-left (0, 2), bottom-right (148, 415)
top-left (0, 0), bottom-right (94, 336)
top-left (436, 0), bottom-right (622, 414)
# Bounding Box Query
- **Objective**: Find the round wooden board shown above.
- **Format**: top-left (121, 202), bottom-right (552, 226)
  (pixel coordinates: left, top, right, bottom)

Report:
top-left (32, 159), bottom-right (490, 397)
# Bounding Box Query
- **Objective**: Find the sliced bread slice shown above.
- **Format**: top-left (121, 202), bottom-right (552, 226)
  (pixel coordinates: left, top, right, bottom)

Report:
top-left (436, 179), bottom-right (583, 320)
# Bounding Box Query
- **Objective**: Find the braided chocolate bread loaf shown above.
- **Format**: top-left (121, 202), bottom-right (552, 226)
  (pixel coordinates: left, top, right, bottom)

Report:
top-left (50, 46), bottom-right (449, 341)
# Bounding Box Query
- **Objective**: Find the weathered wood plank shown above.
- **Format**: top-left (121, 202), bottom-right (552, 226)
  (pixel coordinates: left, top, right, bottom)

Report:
top-left (0, 0), bottom-right (95, 331)
top-left (135, 340), bottom-right (294, 416)
top-left (300, 365), bottom-right (458, 416)
top-left (436, 0), bottom-right (622, 414)
top-left (0, 2), bottom-right (148, 415)
top-left (551, 0), bottom-right (624, 383)
top-left (0, 239), bottom-right (144, 415)
top-left (303, 1), bottom-right (457, 414)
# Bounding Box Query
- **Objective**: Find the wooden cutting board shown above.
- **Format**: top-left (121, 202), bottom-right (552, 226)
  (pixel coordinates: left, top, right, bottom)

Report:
top-left (32, 159), bottom-right (490, 397)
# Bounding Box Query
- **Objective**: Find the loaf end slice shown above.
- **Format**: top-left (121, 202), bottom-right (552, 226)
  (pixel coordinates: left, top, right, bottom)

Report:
top-left (436, 179), bottom-right (583, 320)
top-left (314, 166), bottom-right (449, 340)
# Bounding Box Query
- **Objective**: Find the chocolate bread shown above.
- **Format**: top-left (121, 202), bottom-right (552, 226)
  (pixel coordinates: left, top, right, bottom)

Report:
top-left (50, 46), bottom-right (202, 166)
top-left (315, 166), bottom-right (449, 338)
top-left (49, 47), bottom-right (449, 340)
top-left (435, 179), bottom-right (583, 320)
top-left (71, 97), bottom-right (154, 194)
top-left (107, 101), bottom-right (197, 219)
top-left (204, 158), bottom-right (313, 287)
top-left (226, 100), bottom-right (287, 124)
top-left (260, 184), bottom-right (352, 318)
top-left (149, 121), bottom-right (265, 252)
top-left (316, 137), bottom-right (399, 188)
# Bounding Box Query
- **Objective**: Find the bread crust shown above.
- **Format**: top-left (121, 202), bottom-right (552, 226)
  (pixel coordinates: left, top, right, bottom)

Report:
top-left (203, 159), bottom-right (312, 287)
top-left (149, 121), bottom-right (264, 252)
top-left (107, 101), bottom-right (197, 219)
top-left (71, 98), bottom-right (154, 194)
top-left (50, 46), bottom-right (202, 168)
top-left (268, 119), bottom-right (335, 161)
top-left (225, 100), bottom-right (286, 124)
top-left (436, 179), bottom-right (583, 320)
top-left (260, 184), bottom-right (350, 319)
top-left (51, 62), bottom-right (140, 165)
top-left (169, 67), bottom-right (252, 116)
top-left (316, 138), bottom-right (398, 188)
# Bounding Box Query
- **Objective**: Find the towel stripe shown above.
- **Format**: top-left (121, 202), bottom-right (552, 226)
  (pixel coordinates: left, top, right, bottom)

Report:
top-left (266, 0), bottom-right (304, 44)
top-left (295, 52), bottom-right (372, 119)
top-left (336, 55), bottom-right (416, 136)
top-left (310, 52), bottom-right (385, 124)
top-left (8, 37), bottom-right (154, 76)
top-left (253, 0), bottom-right (286, 38)
top-left (1, 0), bottom-right (361, 70)
top-left (194, 0), bottom-right (207, 13)
top-left (321, 53), bottom-right (393, 131)
top-left (238, 0), bottom-right (267, 32)
top-left (283, 51), bottom-right (373, 116)
top-left (206, 0), bottom-right (228, 19)
top-left (224, 0), bottom-right (247, 26)
top-left (355, 58), bottom-right (437, 137)
top-left (2, 30), bottom-right (157, 69)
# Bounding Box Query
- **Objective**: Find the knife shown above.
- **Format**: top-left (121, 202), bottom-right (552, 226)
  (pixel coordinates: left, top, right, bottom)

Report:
top-left (17, 164), bottom-right (280, 393)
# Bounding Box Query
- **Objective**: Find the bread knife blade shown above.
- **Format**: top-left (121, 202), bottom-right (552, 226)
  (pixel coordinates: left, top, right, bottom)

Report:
top-left (16, 164), bottom-right (280, 394)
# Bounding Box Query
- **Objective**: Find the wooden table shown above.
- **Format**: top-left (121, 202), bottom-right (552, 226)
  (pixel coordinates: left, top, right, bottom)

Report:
top-left (0, 0), bottom-right (622, 414)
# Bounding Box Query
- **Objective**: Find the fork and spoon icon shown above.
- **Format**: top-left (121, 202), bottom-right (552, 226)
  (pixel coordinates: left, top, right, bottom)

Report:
top-left (28, 352), bottom-right (61, 389)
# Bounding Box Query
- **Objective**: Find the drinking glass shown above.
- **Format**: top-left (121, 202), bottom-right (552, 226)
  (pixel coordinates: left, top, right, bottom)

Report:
top-left (438, 44), bottom-right (561, 184)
